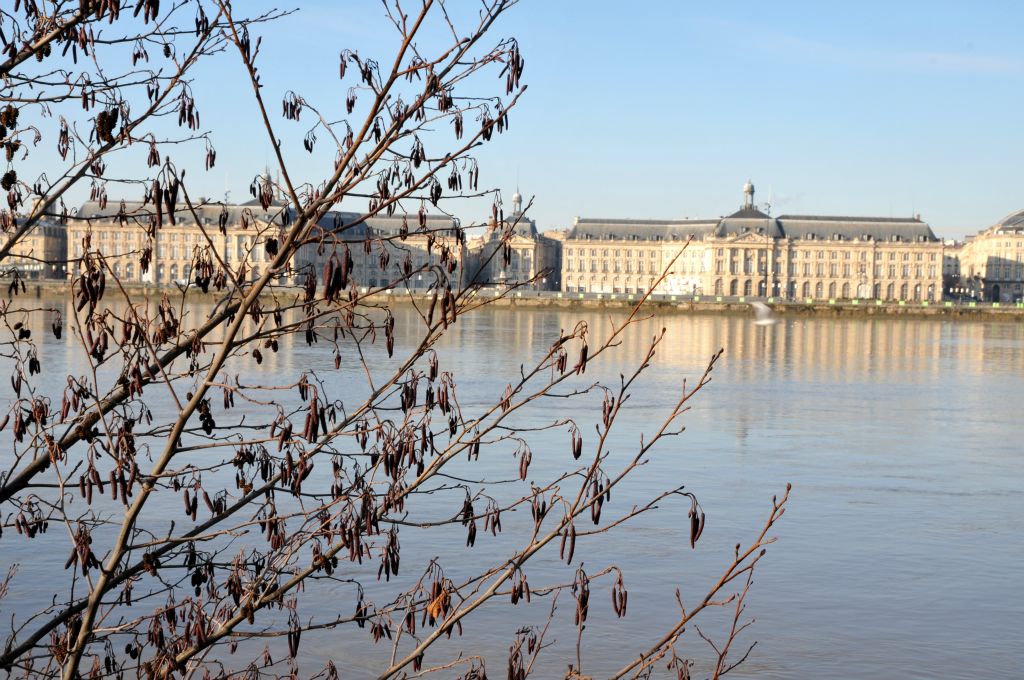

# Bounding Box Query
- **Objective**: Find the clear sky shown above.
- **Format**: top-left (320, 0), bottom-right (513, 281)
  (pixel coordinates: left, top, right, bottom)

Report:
top-left (78, 1), bottom-right (1024, 239)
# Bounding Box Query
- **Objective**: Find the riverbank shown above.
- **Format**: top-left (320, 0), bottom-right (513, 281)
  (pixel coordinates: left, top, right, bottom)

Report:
top-left (19, 279), bottom-right (1024, 320)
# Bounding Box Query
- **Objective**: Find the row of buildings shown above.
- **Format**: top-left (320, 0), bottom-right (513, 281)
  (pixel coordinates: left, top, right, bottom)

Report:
top-left (5, 183), bottom-right (1024, 302)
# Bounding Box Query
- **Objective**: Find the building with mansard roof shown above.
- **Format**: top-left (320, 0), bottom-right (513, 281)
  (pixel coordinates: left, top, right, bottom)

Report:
top-left (957, 209), bottom-right (1024, 302)
top-left (4, 217), bottom-right (67, 279)
top-left (66, 198), bottom-right (468, 292)
top-left (296, 208), bottom-right (468, 291)
top-left (66, 198), bottom-right (305, 284)
top-left (561, 181), bottom-right (945, 302)
top-left (465, 191), bottom-right (561, 290)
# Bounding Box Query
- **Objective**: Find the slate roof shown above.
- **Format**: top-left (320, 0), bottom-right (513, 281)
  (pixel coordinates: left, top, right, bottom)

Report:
top-left (985, 208), bottom-right (1024, 233)
top-left (74, 199), bottom-right (286, 225)
top-left (776, 215), bottom-right (938, 242)
top-left (483, 210), bottom-right (541, 240)
top-left (717, 206), bottom-right (784, 238)
top-left (73, 200), bottom-right (370, 238)
top-left (568, 211), bottom-right (938, 243)
top-left (361, 213), bottom-right (459, 238)
top-left (569, 218), bottom-right (718, 242)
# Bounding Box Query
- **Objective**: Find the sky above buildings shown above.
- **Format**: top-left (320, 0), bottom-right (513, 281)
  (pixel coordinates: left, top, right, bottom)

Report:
top-left (40, 1), bottom-right (1024, 239)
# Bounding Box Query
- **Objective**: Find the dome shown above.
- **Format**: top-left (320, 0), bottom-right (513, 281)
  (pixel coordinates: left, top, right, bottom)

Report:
top-left (994, 208), bottom-right (1024, 231)
top-left (743, 180), bottom-right (754, 194)
top-left (512, 191), bottom-right (522, 204)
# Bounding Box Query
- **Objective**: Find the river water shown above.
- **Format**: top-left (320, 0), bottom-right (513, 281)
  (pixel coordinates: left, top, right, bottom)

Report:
top-left (1, 302), bottom-right (1022, 678)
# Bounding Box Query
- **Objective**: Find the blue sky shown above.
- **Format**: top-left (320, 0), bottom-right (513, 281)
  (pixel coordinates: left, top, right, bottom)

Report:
top-left (67, 1), bottom-right (1024, 239)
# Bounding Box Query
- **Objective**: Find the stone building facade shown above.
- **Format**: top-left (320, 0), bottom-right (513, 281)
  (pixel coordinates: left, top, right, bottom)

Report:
top-left (957, 209), bottom-right (1024, 302)
top-left (465, 192), bottom-right (561, 290)
top-left (562, 182), bottom-right (945, 302)
top-left (5, 218), bottom-right (67, 279)
top-left (296, 210), bottom-right (468, 291)
top-left (66, 200), bottom-right (466, 291)
top-left (67, 199), bottom-right (292, 284)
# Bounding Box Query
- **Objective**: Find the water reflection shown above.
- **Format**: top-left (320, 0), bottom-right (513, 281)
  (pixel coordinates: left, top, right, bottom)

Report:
top-left (1, 299), bottom-right (1022, 679)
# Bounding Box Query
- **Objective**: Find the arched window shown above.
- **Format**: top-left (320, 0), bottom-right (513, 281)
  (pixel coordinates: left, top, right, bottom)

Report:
top-left (126, 263), bottom-right (134, 281)
top-left (900, 283), bottom-right (908, 300)
top-left (841, 282), bottom-right (850, 299)
top-left (828, 282), bottom-right (836, 298)
top-left (886, 283), bottom-right (895, 300)
top-left (815, 281), bottom-right (824, 298)
top-left (729, 279), bottom-right (738, 296)
top-left (157, 263), bottom-right (165, 283)
top-left (758, 279), bottom-right (767, 296)
top-left (714, 279), bottom-right (723, 295)
top-left (873, 283), bottom-right (881, 299)
top-left (743, 280), bottom-right (752, 296)
top-left (183, 264), bottom-right (192, 281)
top-left (927, 284), bottom-right (935, 301)
top-left (113, 263), bottom-right (121, 278)
top-left (170, 264), bottom-right (178, 281)
top-left (802, 281), bottom-right (810, 298)
top-left (788, 281), bottom-right (796, 298)
top-left (913, 284), bottom-right (921, 301)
